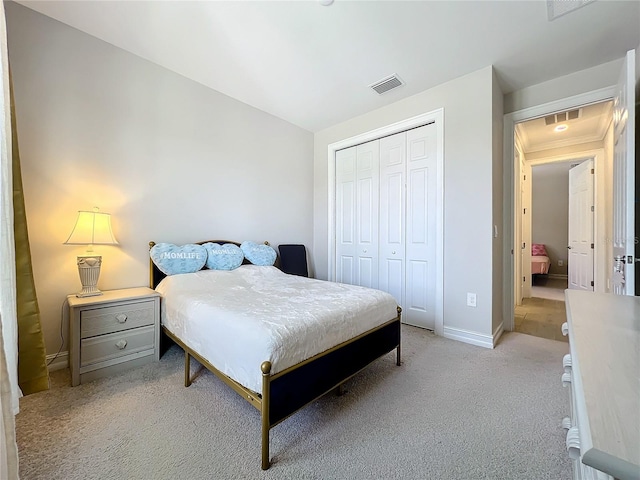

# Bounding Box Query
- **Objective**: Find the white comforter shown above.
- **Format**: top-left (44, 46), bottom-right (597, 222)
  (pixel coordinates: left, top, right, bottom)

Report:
top-left (156, 265), bottom-right (398, 393)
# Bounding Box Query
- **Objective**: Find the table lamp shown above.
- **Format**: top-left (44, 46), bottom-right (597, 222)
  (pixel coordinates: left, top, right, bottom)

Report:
top-left (64, 207), bottom-right (119, 297)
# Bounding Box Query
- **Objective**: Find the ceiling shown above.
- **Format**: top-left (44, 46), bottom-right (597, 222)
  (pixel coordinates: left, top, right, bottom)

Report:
top-left (516, 101), bottom-right (613, 153)
top-left (15, 1), bottom-right (640, 132)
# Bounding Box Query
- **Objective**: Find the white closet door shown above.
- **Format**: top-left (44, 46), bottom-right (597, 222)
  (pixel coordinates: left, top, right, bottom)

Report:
top-left (379, 132), bottom-right (406, 306)
top-left (335, 141), bottom-right (380, 288)
top-left (335, 146), bottom-right (357, 284)
top-left (356, 141), bottom-right (380, 288)
top-left (335, 124), bottom-right (437, 330)
top-left (404, 124), bottom-right (437, 329)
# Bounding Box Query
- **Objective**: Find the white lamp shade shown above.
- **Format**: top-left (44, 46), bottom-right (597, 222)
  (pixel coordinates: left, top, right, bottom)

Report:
top-left (64, 210), bottom-right (118, 246)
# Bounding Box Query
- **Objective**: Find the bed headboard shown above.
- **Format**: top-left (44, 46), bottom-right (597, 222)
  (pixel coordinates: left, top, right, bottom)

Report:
top-left (148, 240), bottom-right (276, 289)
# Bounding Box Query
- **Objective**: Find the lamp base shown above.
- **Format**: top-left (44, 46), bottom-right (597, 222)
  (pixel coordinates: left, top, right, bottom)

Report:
top-left (76, 287), bottom-right (103, 298)
top-left (76, 255), bottom-right (103, 297)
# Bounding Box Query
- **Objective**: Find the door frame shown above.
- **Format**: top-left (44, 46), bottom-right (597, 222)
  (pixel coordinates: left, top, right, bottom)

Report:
top-left (503, 87), bottom-right (615, 332)
top-left (327, 109), bottom-right (444, 335)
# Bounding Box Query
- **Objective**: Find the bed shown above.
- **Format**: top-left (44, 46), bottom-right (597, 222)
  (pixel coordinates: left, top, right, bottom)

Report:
top-left (531, 243), bottom-right (551, 275)
top-left (149, 240), bottom-right (402, 469)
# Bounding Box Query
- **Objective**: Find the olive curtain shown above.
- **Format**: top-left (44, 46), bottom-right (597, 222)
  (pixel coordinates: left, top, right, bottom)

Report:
top-left (11, 72), bottom-right (49, 395)
top-left (1, 3), bottom-right (20, 476)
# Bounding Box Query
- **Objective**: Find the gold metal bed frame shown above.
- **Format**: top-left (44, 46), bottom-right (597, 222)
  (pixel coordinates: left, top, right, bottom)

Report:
top-left (149, 241), bottom-right (402, 470)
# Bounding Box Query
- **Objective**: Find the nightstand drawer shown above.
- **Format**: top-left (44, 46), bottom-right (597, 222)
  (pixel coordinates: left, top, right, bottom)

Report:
top-left (80, 325), bottom-right (155, 367)
top-left (80, 301), bottom-right (155, 339)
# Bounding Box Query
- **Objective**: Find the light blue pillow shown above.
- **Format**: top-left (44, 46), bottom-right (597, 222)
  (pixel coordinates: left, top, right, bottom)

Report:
top-left (202, 243), bottom-right (244, 270)
top-left (150, 243), bottom-right (207, 276)
top-left (241, 241), bottom-right (277, 266)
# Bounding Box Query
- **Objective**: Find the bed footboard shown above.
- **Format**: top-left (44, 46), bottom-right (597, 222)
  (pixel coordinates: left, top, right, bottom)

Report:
top-left (260, 311), bottom-right (401, 469)
top-left (268, 318), bottom-right (400, 426)
top-left (166, 313), bottom-right (402, 471)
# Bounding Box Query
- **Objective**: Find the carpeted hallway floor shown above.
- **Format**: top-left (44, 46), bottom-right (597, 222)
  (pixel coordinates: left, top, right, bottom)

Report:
top-left (16, 326), bottom-right (572, 480)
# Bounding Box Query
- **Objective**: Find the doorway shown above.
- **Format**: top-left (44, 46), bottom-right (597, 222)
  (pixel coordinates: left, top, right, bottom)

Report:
top-left (511, 100), bottom-right (613, 342)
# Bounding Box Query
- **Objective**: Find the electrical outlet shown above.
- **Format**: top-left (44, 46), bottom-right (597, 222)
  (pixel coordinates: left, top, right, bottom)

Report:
top-left (558, 260), bottom-right (564, 266)
top-left (467, 293), bottom-right (477, 307)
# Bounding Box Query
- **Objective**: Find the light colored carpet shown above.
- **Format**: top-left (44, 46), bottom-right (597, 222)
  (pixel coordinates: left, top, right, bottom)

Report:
top-left (531, 277), bottom-right (567, 302)
top-left (16, 327), bottom-right (572, 480)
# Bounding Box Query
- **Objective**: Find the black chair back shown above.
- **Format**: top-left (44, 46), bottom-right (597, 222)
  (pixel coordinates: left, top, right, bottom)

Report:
top-left (278, 244), bottom-right (308, 277)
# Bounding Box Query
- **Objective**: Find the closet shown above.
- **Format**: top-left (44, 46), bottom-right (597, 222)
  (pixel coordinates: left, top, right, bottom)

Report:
top-left (335, 123), bottom-right (437, 329)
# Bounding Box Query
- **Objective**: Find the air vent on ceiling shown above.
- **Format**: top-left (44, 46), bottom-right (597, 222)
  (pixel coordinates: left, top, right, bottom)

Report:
top-left (546, 0), bottom-right (595, 21)
top-left (544, 108), bottom-right (581, 126)
top-left (369, 74), bottom-right (404, 95)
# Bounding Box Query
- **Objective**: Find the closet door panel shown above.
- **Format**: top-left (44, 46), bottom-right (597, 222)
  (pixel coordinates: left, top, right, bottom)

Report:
top-left (382, 258), bottom-right (404, 306)
top-left (340, 256), bottom-right (355, 285)
top-left (356, 141), bottom-right (379, 288)
top-left (385, 173), bottom-right (404, 244)
top-left (409, 169), bottom-right (428, 244)
top-left (335, 147), bottom-right (357, 284)
top-left (407, 260), bottom-right (429, 314)
top-left (405, 124), bottom-right (437, 329)
top-left (358, 178), bottom-right (375, 244)
top-left (358, 257), bottom-right (375, 289)
top-left (379, 132), bottom-right (406, 304)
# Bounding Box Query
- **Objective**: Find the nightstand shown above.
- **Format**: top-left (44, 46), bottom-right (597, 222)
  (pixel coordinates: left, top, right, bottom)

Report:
top-left (68, 287), bottom-right (160, 386)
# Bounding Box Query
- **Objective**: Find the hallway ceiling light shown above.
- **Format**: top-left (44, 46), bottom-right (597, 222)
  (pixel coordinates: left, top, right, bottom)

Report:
top-left (554, 124), bottom-right (568, 132)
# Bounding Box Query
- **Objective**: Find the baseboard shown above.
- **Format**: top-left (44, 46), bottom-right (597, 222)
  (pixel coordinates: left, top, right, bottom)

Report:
top-left (46, 351), bottom-right (69, 372)
top-left (492, 322), bottom-right (504, 347)
top-left (443, 326), bottom-right (494, 349)
top-left (548, 274), bottom-right (568, 280)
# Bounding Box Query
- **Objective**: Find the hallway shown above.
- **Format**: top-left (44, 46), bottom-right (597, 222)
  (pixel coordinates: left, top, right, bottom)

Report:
top-left (515, 277), bottom-right (568, 343)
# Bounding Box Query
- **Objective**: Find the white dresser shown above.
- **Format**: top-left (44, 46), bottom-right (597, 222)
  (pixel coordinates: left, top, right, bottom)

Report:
top-left (68, 287), bottom-right (160, 386)
top-left (563, 290), bottom-right (640, 480)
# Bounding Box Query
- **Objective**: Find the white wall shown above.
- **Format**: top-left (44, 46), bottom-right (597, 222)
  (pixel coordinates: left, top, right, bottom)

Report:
top-left (491, 68), bottom-right (504, 335)
top-left (526, 141), bottom-right (604, 161)
top-left (314, 66), bottom-right (497, 341)
top-left (531, 163), bottom-right (571, 276)
top-left (504, 59), bottom-right (622, 114)
top-left (6, 3), bottom-right (314, 356)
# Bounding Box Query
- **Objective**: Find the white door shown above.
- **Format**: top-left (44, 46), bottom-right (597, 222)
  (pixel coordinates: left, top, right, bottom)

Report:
top-left (404, 124), bottom-right (437, 329)
top-left (355, 141), bottom-right (380, 288)
top-left (379, 132), bottom-right (406, 307)
top-left (612, 50), bottom-right (636, 295)
top-left (335, 146), bottom-right (357, 284)
top-left (335, 141), bottom-right (380, 288)
top-left (568, 160), bottom-right (594, 291)
top-left (336, 124), bottom-right (437, 329)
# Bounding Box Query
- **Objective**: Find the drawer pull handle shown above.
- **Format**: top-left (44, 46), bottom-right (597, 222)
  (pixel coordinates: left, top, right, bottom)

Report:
top-left (116, 313), bottom-right (128, 324)
top-left (563, 354), bottom-right (572, 373)
top-left (566, 426), bottom-right (580, 460)
top-left (116, 339), bottom-right (127, 350)
top-left (561, 322), bottom-right (568, 336)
